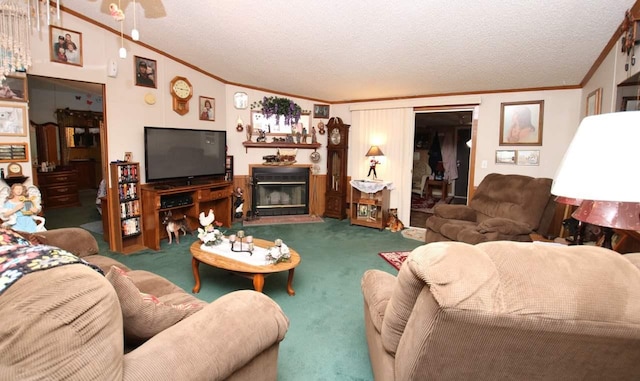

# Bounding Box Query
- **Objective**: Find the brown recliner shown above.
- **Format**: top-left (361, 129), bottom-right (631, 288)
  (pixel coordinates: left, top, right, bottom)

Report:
top-left (361, 241), bottom-right (640, 380)
top-left (425, 173), bottom-right (555, 244)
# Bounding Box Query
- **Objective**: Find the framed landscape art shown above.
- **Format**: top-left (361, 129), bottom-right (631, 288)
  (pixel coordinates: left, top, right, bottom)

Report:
top-left (0, 102), bottom-right (27, 136)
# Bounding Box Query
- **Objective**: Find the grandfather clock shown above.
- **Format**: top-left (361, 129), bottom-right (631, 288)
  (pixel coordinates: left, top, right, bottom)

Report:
top-left (324, 117), bottom-right (350, 219)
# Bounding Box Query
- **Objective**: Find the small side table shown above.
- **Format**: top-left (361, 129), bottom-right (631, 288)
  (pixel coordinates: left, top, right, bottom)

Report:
top-left (425, 179), bottom-right (448, 200)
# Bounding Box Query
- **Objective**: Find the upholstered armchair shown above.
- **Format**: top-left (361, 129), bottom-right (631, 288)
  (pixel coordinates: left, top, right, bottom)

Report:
top-left (425, 173), bottom-right (554, 244)
top-left (361, 241), bottom-right (640, 380)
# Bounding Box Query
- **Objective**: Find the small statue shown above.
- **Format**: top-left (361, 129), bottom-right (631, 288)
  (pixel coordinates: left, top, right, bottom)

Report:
top-left (256, 130), bottom-right (267, 143)
top-left (233, 187), bottom-right (244, 219)
top-left (245, 124), bottom-right (253, 142)
top-left (295, 131), bottom-right (301, 144)
top-left (311, 127), bottom-right (317, 144)
top-left (302, 127), bottom-right (308, 143)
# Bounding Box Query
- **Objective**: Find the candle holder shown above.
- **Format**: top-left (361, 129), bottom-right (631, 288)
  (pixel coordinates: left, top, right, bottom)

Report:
top-left (229, 230), bottom-right (253, 254)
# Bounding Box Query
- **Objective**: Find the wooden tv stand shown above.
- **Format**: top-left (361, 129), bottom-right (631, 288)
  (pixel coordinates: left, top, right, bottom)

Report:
top-left (141, 181), bottom-right (233, 250)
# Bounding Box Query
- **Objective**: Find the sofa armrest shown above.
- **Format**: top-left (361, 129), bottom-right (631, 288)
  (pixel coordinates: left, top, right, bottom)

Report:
top-left (361, 270), bottom-right (396, 332)
top-left (433, 204), bottom-right (477, 221)
top-left (36, 228), bottom-right (99, 257)
top-left (122, 290), bottom-right (289, 381)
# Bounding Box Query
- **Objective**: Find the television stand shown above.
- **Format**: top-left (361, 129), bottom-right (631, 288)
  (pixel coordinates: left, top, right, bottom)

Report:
top-left (141, 181), bottom-right (233, 250)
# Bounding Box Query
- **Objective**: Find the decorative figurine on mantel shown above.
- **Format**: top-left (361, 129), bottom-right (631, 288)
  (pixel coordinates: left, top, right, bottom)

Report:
top-left (245, 124), bottom-right (253, 142)
top-left (311, 126), bottom-right (318, 144)
top-left (256, 130), bottom-right (267, 143)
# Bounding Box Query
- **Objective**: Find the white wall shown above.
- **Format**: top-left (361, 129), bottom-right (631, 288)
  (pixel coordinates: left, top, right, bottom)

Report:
top-left (19, 10), bottom-right (622, 197)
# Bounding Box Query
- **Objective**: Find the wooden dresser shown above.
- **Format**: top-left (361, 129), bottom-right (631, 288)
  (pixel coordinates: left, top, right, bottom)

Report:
top-left (37, 169), bottom-right (81, 209)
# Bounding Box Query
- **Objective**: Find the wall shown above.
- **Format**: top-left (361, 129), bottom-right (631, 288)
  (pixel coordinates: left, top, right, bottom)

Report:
top-left (21, 9), bottom-right (619, 203)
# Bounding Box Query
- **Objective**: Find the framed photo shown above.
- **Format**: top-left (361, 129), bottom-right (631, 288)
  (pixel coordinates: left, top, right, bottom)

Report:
top-left (0, 102), bottom-right (27, 136)
top-left (0, 74), bottom-right (27, 102)
top-left (357, 203), bottom-right (369, 219)
top-left (516, 150), bottom-right (540, 166)
top-left (49, 26), bottom-right (83, 67)
top-left (368, 205), bottom-right (378, 221)
top-left (621, 96), bottom-right (640, 111)
top-left (586, 88), bottom-right (602, 116)
top-left (313, 104), bottom-right (330, 119)
top-left (199, 96), bottom-right (215, 121)
top-left (134, 56), bottom-right (157, 88)
top-left (495, 150), bottom-right (516, 164)
top-left (499, 100), bottom-right (544, 146)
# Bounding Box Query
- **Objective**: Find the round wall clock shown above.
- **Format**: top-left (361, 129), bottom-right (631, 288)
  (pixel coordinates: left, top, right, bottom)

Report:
top-left (310, 151), bottom-right (321, 163)
top-left (170, 76), bottom-right (193, 115)
top-left (234, 92), bottom-right (248, 109)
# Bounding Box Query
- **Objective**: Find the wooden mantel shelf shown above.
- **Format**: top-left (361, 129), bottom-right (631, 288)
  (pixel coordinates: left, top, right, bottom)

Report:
top-left (242, 141), bottom-right (321, 153)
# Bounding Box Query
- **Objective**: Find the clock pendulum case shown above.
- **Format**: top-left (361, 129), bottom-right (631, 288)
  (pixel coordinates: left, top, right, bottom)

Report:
top-left (170, 76), bottom-right (193, 115)
top-left (324, 117), bottom-right (350, 219)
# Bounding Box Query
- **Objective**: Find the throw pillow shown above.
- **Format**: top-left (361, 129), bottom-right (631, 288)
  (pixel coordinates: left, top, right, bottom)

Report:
top-left (105, 266), bottom-right (205, 341)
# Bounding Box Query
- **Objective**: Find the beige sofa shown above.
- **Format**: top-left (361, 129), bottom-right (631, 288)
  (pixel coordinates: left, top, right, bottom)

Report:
top-left (425, 173), bottom-right (555, 244)
top-left (361, 241), bottom-right (640, 380)
top-left (0, 228), bottom-right (289, 380)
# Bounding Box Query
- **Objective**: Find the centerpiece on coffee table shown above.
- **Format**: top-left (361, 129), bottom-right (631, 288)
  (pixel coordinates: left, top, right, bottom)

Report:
top-left (197, 209), bottom-right (224, 246)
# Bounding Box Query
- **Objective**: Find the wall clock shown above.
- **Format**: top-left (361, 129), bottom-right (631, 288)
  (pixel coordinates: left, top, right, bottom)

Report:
top-left (170, 76), bottom-right (193, 115)
top-left (234, 92), bottom-right (248, 109)
top-left (324, 117), bottom-right (349, 220)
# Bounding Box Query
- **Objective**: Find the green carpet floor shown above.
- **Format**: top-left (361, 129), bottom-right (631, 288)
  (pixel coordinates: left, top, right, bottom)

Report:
top-left (45, 190), bottom-right (424, 380)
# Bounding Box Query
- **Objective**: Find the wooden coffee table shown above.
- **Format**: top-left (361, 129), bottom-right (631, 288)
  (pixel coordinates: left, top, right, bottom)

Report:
top-left (190, 238), bottom-right (301, 295)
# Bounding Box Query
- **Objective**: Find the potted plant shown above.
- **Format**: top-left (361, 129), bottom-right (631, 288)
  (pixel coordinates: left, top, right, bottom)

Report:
top-left (251, 96), bottom-right (303, 126)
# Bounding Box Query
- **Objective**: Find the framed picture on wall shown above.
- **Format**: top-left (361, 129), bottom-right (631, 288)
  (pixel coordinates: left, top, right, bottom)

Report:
top-left (499, 100), bottom-right (544, 146)
top-left (199, 96), bottom-right (215, 121)
top-left (313, 104), bottom-right (330, 119)
top-left (0, 102), bottom-right (27, 136)
top-left (49, 26), bottom-right (83, 67)
top-left (0, 74), bottom-right (27, 102)
top-left (134, 56), bottom-right (157, 88)
top-left (516, 150), bottom-right (540, 166)
top-left (586, 88), bottom-right (602, 116)
top-left (495, 150), bottom-right (516, 164)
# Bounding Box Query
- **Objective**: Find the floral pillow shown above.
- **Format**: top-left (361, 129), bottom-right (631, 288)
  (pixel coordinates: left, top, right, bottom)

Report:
top-left (105, 266), bottom-right (205, 342)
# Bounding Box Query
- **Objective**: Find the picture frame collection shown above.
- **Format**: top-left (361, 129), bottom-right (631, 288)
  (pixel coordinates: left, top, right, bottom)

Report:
top-left (495, 149), bottom-right (540, 166)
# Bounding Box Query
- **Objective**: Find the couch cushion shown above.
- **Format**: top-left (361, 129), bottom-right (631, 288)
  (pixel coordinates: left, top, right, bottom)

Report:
top-left (83, 254), bottom-right (131, 274)
top-left (0, 264), bottom-right (123, 379)
top-left (105, 266), bottom-right (206, 342)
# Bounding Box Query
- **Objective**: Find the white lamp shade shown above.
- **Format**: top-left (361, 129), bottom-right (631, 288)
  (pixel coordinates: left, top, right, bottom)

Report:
top-left (551, 111), bottom-right (640, 202)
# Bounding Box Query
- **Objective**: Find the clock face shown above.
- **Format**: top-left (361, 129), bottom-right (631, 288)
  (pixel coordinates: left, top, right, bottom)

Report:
top-left (330, 128), bottom-right (341, 145)
top-left (310, 151), bottom-right (321, 163)
top-left (7, 162), bottom-right (22, 176)
top-left (172, 80), bottom-right (191, 99)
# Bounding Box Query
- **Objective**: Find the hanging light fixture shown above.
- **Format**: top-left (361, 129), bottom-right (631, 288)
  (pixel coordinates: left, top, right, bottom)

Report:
top-left (117, 0), bottom-right (126, 58)
top-left (130, 0), bottom-right (139, 41)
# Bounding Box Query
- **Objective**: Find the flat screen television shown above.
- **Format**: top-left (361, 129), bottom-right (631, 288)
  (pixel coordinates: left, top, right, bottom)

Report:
top-left (144, 126), bottom-right (227, 183)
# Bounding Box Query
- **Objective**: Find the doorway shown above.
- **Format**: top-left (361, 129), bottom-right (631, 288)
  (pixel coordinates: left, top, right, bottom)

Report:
top-left (410, 110), bottom-right (472, 229)
top-left (27, 75), bottom-right (107, 216)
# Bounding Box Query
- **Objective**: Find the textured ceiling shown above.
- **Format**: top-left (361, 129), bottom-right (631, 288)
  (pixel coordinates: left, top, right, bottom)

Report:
top-left (64, 0), bottom-right (635, 102)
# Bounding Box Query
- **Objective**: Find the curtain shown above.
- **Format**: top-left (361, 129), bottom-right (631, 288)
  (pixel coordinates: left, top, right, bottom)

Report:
top-left (441, 130), bottom-right (458, 181)
top-left (350, 108), bottom-right (414, 224)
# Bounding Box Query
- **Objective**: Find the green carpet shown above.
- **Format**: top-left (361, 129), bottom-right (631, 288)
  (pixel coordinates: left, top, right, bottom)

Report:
top-left (45, 192), bottom-right (424, 380)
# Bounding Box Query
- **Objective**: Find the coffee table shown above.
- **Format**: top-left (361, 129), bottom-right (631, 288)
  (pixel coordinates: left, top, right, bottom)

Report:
top-left (190, 238), bottom-right (301, 295)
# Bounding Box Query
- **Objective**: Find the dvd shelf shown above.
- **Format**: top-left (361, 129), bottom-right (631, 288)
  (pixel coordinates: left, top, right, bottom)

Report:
top-left (109, 162), bottom-right (145, 254)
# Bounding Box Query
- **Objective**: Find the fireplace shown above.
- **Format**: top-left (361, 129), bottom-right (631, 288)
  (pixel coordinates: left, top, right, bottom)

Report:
top-left (251, 166), bottom-right (310, 216)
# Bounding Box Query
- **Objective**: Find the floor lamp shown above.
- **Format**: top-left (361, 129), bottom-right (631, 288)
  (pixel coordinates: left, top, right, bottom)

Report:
top-left (551, 111), bottom-right (640, 250)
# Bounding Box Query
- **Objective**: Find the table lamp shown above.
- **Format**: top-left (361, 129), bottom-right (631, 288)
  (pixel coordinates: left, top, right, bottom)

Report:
top-left (551, 111), bottom-right (640, 249)
top-left (366, 145), bottom-right (384, 180)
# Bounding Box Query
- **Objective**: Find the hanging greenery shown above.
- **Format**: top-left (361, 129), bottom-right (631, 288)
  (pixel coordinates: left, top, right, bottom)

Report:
top-left (251, 96), bottom-right (302, 126)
